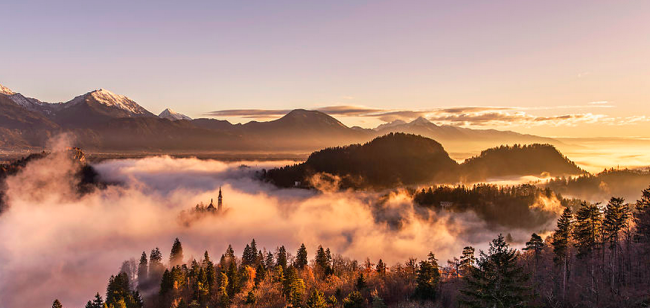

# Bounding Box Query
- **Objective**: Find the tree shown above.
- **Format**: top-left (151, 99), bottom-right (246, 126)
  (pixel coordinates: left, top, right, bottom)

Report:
top-left (603, 197), bottom-right (630, 291)
top-left (295, 243), bottom-right (308, 269)
top-left (306, 289), bottom-right (327, 308)
top-left (552, 207), bottom-right (573, 302)
top-left (149, 247), bottom-right (164, 283)
top-left (218, 271), bottom-right (230, 308)
top-left (376, 259), bottom-right (386, 276)
top-left (226, 260), bottom-right (240, 297)
top-left (315, 245), bottom-right (332, 276)
top-left (343, 291), bottom-right (365, 308)
top-left (52, 299), bottom-right (63, 308)
top-left (355, 273), bottom-right (367, 291)
top-left (203, 251), bottom-right (216, 293)
top-left (461, 234), bottom-right (529, 308)
top-left (170, 238), bottom-right (184, 267)
top-left (459, 246), bottom-right (475, 277)
top-left (277, 246), bottom-right (288, 269)
top-left (137, 252), bottom-right (148, 290)
top-left (414, 256), bottom-right (440, 300)
top-left (635, 187), bottom-right (650, 247)
top-left (245, 290), bottom-right (256, 305)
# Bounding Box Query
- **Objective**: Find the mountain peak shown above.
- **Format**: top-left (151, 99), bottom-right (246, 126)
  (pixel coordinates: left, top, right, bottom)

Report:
top-left (411, 116), bottom-right (432, 125)
top-left (82, 88), bottom-right (151, 116)
top-left (159, 108), bottom-right (192, 121)
top-left (0, 84), bottom-right (15, 95)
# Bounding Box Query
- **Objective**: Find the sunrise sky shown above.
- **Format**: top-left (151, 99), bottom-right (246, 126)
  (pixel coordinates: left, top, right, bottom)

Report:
top-left (3, 0), bottom-right (650, 137)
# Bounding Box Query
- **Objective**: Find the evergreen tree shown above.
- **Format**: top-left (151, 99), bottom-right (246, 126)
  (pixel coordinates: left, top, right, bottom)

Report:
top-left (277, 246), bottom-right (288, 269)
top-left (376, 259), bottom-right (386, 276)
top-left (137, 252), bottom-right (148, 290)
top-left (170, 238), bottom-right (184, 267)
top-left (203, 251), bottom-right (216, 293)
top-left (342, 291), bottom-right (365, 308)
top-left (250, 239), bottom-right (259, 264)
top-left (91, 293), bottom-right (104, 308)
top-left (242, 244), bottom-right (253, 266)
top-left (603, 197), bottom-right (630, 291)
top-left (295, 243), bottom-right (308, 269)
top-left (413, 256), bottom-right (440, 300)
top-left (226, 260), bottom-right (240, 297)
top-left (149, 247), bottom-right (164, 283)
top-left (459, 246), bottom-right (475, 277)
top-left (218, 271), bottom-right (229, 308)
top-left (552, 207), bottom-right (573, 302)
top-left (524, 233), bottom-right (544, 270)
top-left (355, 273), bottom-right (367, 291)
top-left (635, 187), bottom-right (650, 246)
top-left (315, 245), bottom-right (331, 275)
top-left (371, 292), bottom-right (387, 308)
top-left (573, 202), bottom-right (603, 258)
top-left (461, 234), bottom-right (529, 308)
top-left (52, 299), bottom-right (63, 308)
top-left (306, 289), bottom-right (327, 308)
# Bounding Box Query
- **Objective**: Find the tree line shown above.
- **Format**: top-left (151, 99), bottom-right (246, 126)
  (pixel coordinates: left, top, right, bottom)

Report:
top-left (51, 186), bottom-right (650, 308)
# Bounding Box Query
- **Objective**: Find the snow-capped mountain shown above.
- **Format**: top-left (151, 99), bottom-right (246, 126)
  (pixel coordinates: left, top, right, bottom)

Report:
top-left (159, 108), bottom-right (192, 121)
top-left (0, 84), bottom-right (15, 95)
top-left (64, 89), bottom-right (151, 116)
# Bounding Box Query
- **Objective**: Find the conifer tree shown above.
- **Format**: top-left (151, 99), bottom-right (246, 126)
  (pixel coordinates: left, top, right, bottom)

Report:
top-left (226, 260), bottom-right (240, 297)
top-left (306, 289), bottom-right (327, 308)
top-left (376, 259), bottom-right (386, 276)
top-left (603, 197), bottom-right (630, 291)
top-left (635, 187), bottom-right (650, 246)
top-left (414, 254), bottom-right (440, 300)
top-left (137, 252), bottom-right (148, 290)
top-left (52, 299), bottom-right (63, 308)
top-left (552, 207), bottom-right (573, 302)
top-left (203, 251), bottom-right (216, 292)
top-left (218, 271), bottom-right (230, 308)
top-left (459, 246), bottom-right (475, 277)
top-left (149, 247), bottom-right (164, 283)
top-left (277, 246), bottom-right (288, 269)
top-left (342, 291), bottom-right (365, 308)
top-left (170, 238), bottom-right (184, 267)
top-left (295, 243), bottom-right (308, 269)
top-left (460, 234), bottom-right (529, 308)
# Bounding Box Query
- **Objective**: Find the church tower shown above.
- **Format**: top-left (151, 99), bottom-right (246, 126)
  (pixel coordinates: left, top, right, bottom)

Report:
top-left (218, 187), bottom-right (223, 211)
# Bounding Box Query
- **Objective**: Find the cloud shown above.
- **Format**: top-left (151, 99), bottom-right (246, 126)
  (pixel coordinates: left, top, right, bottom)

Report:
top-left (204, 103), bottom-right (634, 128)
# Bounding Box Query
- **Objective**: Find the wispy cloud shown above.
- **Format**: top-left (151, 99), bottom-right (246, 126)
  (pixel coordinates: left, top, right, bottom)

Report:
top-left (205, 103), bottom-right (645, 128)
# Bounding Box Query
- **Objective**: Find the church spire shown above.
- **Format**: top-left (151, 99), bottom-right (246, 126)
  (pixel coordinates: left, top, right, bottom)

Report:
top-left (218, 186), bottom-right (223, 211)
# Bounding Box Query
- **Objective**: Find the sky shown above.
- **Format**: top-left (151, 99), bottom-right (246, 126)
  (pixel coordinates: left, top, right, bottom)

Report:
top-left (2, 0), bottom-right (650, 137)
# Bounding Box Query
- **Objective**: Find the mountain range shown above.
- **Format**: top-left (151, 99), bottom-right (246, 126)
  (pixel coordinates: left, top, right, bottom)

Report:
top-left (0, 84), bottom-right (558, 153)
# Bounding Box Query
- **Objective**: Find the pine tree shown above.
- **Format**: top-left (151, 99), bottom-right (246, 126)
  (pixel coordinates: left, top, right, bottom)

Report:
top-left (218, 271), bottom-right (230, 308)
top-left (226, 260), bottom-right (240, 297)
top-left (552, 207), bottom-right (573, 302)
top-left (603, 197), bottom-right (630, 292)
top-left (92, 293), bottom-right (104, 308)
top-left (355, 272), bottom-right (367, 291)
top-left (170, 238), bottom-right (184, 267)
top-left (413, 254), bottom-right (440, 300)
top-left (306, 289), bottom-right (327, 308)
top-left (149, 247), bottom-right (164, 283)
top-left (277, 246), bottom-right (288, 269)
top-left (342, 291), bottom-right (365, 308)
top-left (295, 243), bottom-right (308, 269)
top-left (460, 234), bottom-right (530, 308)
top-left (52, 299), bottom-right (63, 308)
top-left (137, 252), bottom-right (148, 290)
top-left (376, 259), bottom-right (386, 276)
top-left (635, 187), bottom-right (650, 247)
top-left (459, 246), bottom-right (475, 277)
top-left (315, 245), bottom-right (331, 276)
top-left (203, 251), bottom-right (216, 293)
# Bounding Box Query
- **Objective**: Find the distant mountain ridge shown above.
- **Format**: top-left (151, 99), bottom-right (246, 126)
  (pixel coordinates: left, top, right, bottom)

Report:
top-left (263, 133), bottom-right (584, 189)
top-left (0, 84), bottom-right (561, 153)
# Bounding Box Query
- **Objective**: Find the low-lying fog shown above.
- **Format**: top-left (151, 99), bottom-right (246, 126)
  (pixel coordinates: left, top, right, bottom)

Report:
top-left (0, 153), bottom-right (565, 308)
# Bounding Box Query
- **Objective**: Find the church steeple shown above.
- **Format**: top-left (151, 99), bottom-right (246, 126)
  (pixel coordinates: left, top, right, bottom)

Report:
top-left (217, 186), bottom-right (223, 211)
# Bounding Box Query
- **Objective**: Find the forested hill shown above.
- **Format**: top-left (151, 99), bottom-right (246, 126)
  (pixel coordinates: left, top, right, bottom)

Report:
top-left (460, 144), bottom-right (585, 182)
top-left (264, 133), bottom-right (459, 188)
top-left (262, 134), bottom-right (584, 189)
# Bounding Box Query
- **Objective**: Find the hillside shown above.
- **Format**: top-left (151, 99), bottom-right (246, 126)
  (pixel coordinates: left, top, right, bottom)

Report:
top-left (263, 134), bottom-right (584, 189)
top-left (460, 144), bottom-right (585, 182)
top-left (264, 133), bottom-right (459, 188)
